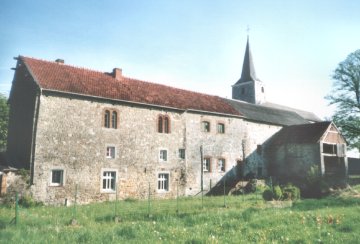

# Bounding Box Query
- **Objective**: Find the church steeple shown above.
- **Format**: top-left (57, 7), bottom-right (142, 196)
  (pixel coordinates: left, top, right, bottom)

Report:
top-left (235, 36), bottom-right (257, 85)
top-left (232, 36), bottom-right (266, 104)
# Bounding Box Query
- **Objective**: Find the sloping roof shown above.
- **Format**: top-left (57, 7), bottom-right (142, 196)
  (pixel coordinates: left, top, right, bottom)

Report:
top-left (263, 102), bottom-right (322, 122)
top-left (268, 121), bottom-right (332, 145)
top-left (20, 56), bottom-right (241, 116)
top-left (234, 37), bottom-right (258, 85)
top-left (224, 98), bottom-right (309, 126)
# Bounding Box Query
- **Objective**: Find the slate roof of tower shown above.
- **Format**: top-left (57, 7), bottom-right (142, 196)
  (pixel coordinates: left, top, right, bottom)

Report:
top-left (268, 121), bottom-right (332, 145)
top-left (234, 37), bottom-right (258, 85)
top-left (19, 56), bottom-right (241, 116)
top-left (224, 98), bottom-right (309, 126)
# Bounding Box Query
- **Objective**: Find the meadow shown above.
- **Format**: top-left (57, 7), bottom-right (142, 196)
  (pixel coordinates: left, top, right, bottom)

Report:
top-left (0, 186), bottom-right (359, 243)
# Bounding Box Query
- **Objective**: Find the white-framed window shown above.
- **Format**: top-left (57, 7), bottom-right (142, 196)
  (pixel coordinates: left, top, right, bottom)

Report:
top-left (218, 158), bottom-right (226, 172)
top-left (101, 169), bottom-right (117, 193)
top-left (217, 123), bottom-right (225, 134)
top-left (159, 149), bottom-right (168, 162)
top-left (50, 169), bottom-right (64, 186)
top-left (201, 121), bottom-right (210, 132)
top-left (157, 173), bottom-right (169, 192)
top-left (203, 157), bottom-right (211, 172)
top-left (179, 148), bottom-right (185, 159)
top-left (106, 146), bottom-right (116, 159)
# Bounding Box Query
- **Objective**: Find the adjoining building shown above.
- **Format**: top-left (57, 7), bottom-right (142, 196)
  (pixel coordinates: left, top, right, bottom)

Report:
top-left (5, 38), bottom-right (347, 204)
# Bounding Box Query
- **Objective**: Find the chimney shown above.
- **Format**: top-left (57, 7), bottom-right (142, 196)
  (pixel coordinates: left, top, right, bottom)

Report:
top-left (55, 59), bottom-right (64, 64)
top-left (113, 68), bottom-right (122, 80)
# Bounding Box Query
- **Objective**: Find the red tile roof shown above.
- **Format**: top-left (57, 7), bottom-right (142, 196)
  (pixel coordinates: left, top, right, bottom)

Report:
top-left (20, 56), bottom-right (241, 116)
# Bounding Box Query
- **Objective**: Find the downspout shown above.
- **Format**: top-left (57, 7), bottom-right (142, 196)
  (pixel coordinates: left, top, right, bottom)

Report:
top-left (29, 88), bottom-right (41, 185)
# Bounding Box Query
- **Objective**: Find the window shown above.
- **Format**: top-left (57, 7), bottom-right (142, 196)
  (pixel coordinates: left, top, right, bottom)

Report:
top-left (217, 123), bottom-right (225, 134)
top-left (201, 121), bottom-right (210, 132)
top-left (159, 149), bottom-right (168, 162)
top-left (104, 110), bottom-right (110, 128)
top-left (106, 146), bottom-right (116, 159)
top-left (104, 109), bottom-right (118, 129)
top-left (257, 167), bottom-right (263, 177)
top-left (261, 87), bottom-right (265, 93)
top-left (112, 111), bottom-right (117, 129)
top-left (158, 173), bottom-right (169, 192)
top-left (241, 87), bottom-right (245, 95)
top-left (158, 116), bottom-right (163, 132)
top-left (102, 171), bottom-right (116, 192)
top-left (179, 149), bottom-right (185, 159)
top-left (218, 158), bottom-right (225, 172)
top-left (323, 143), bottom-right (337, 155)
top-left (158, 115), bottom-right (170, 133)
top-left (203, 157), bottom-right (211, 172)
top-left (50, 169), bottom-right (64, 186)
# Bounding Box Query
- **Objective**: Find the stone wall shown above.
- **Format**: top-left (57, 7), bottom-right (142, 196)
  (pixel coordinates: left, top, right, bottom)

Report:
top-left (28, 92), bottom-right (286, 205)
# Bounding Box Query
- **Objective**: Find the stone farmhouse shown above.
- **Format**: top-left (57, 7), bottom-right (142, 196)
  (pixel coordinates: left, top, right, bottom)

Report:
top-left (5, 39), bottom-right (348, 204)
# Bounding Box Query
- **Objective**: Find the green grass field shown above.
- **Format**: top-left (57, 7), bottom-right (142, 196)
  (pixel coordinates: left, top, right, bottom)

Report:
top-left (1, 186), bottom-right (360, 243)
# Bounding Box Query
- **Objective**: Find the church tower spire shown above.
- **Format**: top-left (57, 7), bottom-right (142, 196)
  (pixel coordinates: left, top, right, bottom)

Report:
top-left (232, 36), bottom-right (266, 104)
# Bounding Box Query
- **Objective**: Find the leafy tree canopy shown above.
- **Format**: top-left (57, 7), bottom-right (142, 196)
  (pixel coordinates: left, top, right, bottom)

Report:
top-left (0, 93), bottom-right (9, 151)
top-left (326, 50), bottom-right (360, 151)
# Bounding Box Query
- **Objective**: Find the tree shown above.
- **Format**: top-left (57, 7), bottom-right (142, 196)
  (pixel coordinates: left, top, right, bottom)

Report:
top-left (0, 93), bottom-right (9, 151)
top-left (326, 50), bottom-right (360, 152)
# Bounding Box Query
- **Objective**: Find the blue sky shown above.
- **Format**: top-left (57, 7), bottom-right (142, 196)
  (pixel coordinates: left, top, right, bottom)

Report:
top-left (1, 0), bottom-right (360, 120)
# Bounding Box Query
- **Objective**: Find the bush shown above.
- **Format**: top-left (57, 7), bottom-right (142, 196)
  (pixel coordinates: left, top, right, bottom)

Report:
top-left (273, 185), bottom-right (283, 200)
top-left (262, 189), bottom-right (273, 201)
top-left (244, 179), bottom-right (257, 193)
top-left (282, 184), bottom-right (300, 201)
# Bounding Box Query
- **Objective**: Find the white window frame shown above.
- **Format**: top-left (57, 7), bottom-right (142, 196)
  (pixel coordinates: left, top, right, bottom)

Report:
top-left (159, 149), bottom-right (168, 162)
top-left (101, 169), bottom-right (117, 193)
top-left (157, 172), bottom-right (170, 192)
top-left (218, 158), bottom-right (225, 172)
top-left (49, 169), bottom-right (65, 186)
top-left (203, 158), bottom-right (211, 172)
top-left (201, 121), bottom-right (211, 132)
top-left (106, 145), bottom-right (116, 159)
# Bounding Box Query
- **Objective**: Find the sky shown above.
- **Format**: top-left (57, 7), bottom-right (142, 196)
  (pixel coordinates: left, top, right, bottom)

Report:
top-left (1, 0), bottom-right (360, 121)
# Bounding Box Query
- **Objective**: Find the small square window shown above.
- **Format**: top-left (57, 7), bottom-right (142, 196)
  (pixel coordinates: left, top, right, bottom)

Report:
top-left (218, 158), bottom-right (225, 172)
top-left (179, 149), bottom-right (185, 159)
top-left (106, 146), bottom-right (116, 158)
top-left (158, 173), bottom-right (169, 192)
top-left (201, 121), bottom-right (210, 132)
top-left (102, 171), bottom-right (116, 192)
top-left (217, 123), bottom-right (225, 134)
top-left (203, 158), bottom-right (211, 172)
top-left (160, 149), bottom-right (168, 162)
top-left (50, 170), bottom-right (64, 186)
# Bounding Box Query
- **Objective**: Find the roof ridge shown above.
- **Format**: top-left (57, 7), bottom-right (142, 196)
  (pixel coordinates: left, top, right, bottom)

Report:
top-left (20, 56), bottom-right (113, 77)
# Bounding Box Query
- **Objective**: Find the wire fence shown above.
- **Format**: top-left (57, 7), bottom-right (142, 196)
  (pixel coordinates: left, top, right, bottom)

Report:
top-left (1, 179), bottom-right (267, 227)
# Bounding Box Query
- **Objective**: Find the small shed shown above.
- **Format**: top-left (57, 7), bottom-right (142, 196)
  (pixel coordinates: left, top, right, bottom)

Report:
top-left (265, 121), bottom-right (347, 183)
